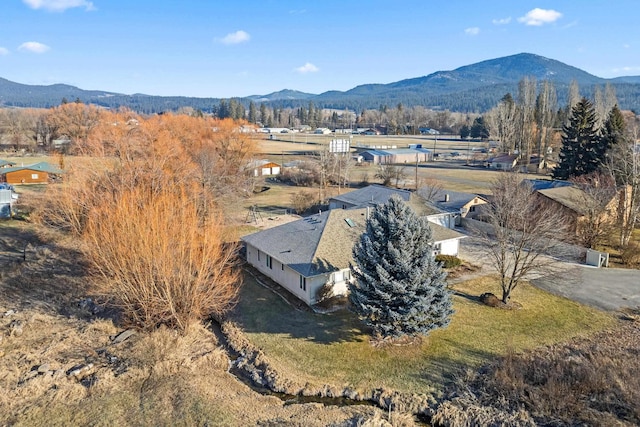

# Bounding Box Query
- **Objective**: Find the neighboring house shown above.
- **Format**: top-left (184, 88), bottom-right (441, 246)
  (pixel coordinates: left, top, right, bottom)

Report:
top-left (525, 179), bottom-right (625, 240)
top-left (430, 190), bottom-right (488, 221)
top-left (327, 185), bottom-right (439, 217)
top-left (314, 128), bottom-right (332, 134)
top-left (0, 159), bottom-right (17, 168)
top-left (487, 154), bottom-right (518, 171)
top-left (242, 207), bottom-right (465, 306)
top-left (0, 162), bottom-right (64, 184)
top-left (246, 159), bottom-right (281, 177)
top-left (328, 185), bottom-right (411, 210)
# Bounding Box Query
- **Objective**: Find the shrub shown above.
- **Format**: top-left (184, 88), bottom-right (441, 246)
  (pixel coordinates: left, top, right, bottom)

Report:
top-left (436, 254), bottom-right (462, 268)
top-left (290, 190), bottom-right (316, 214)
top-left (620, 242), bottom-right (640, 267)
top-left (84, 186), bottom-right (241, 332)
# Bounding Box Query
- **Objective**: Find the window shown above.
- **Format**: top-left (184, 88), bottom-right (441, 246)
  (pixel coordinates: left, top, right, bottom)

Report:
top-left (299, 275), bottom-right (306, 291)
top-left (433, 242), bottom-right (442, 255)
top-left (257, 251), bottom-right (260, 261)
top-left (281, 263), bottom-right (284, 271)
top-left (266, 255), bottom-right (272, 269)
top-left (469, 206), bottom-right (476, 212)
top-left (31, 174), bottom-right (39, 179)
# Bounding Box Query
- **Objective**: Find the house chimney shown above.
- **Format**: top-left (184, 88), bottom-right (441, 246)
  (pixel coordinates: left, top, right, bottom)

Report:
top-left (366, 206), bottom-right (370, 220)
top-left (444, 194), bottom-right (450, 202)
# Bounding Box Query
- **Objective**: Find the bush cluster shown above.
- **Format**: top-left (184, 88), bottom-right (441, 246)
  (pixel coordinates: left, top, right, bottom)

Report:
top-left (436, 254), bottom-right (462, 268)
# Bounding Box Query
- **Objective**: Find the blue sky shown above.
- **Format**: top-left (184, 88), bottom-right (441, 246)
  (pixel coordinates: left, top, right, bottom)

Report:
top-left (1, 0), bottom-right (638, 98)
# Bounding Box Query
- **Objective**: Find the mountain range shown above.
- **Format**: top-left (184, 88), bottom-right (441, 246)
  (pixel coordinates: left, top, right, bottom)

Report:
top-left (1, 53), bottom-right (639, 113)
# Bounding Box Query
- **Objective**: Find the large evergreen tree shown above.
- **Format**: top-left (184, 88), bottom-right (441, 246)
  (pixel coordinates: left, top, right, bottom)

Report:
top-left (349, 196), bottom-right (453, 339)
top-left (553, 98), bottom-right (603, 180)
top-left (601, 104), bottom-right (625, 151)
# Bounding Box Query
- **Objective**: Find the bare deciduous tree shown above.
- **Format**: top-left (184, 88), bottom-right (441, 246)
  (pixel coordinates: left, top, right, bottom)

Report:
top-left (569, 172), bottom-right (618, 249)
top-left (417, 178), bottom-right (445, 203)
top-left (607, 121), bottom-right (640, 247)
top-left (375, 164), bottom-right (405, 187)
top-left (476, 174), bottom-right (571, 303)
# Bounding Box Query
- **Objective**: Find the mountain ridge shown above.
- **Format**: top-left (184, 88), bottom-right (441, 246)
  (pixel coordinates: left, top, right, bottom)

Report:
top-left (2, 53), bottom-right (639, 113)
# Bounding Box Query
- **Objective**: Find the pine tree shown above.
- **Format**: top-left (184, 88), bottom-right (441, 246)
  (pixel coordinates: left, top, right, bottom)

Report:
top-left (248, 101), bottom-right (257, 124)
top-left (601, 104), bottom-right (625, 151)
top-left (553, 98), bottom-right (603, 180)
top-left (349, 196), bottom-right (453, 339)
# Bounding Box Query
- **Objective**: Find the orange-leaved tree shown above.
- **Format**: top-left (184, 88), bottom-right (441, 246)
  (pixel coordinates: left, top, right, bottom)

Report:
top-left (83, 185), bottom-right (240, 332)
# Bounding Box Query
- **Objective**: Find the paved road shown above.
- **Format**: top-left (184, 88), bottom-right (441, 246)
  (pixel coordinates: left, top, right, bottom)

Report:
top-left (531, 265), bottom-right (640, 311)
top-left (457, 234), bottom-right (640, 312)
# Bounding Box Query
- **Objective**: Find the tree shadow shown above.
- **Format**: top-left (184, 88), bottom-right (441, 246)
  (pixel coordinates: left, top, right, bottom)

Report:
top-left (0, 221), bottom-right (96, 319)
top-left (452, 289), bottom-right (483, 305)
top-left (412, 340), bottom-right (496, 387)
top-left (232, 267), bottom-right (365, 345)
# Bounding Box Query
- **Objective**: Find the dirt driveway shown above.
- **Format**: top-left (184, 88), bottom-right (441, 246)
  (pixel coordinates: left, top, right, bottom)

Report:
top-left (457, 234), bottom-right (640, 312)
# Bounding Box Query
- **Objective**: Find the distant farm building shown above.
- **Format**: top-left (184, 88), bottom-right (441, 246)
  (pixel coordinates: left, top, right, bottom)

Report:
top-left (0, 162), bottom-right (64, 185)
top-left (361, 147), bottom-right (433, 164)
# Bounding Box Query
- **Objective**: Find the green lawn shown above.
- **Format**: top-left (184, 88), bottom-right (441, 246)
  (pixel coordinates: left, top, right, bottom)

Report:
top-left (232, 273), bottom-right (616, 395)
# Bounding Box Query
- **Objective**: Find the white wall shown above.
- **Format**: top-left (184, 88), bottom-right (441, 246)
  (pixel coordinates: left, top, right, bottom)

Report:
top-left (245, 243), bottom-right (350, 305)
top-left (439, 238), bottom-right (461, 256)
top-left (246, 243), bottom-right (315, 304)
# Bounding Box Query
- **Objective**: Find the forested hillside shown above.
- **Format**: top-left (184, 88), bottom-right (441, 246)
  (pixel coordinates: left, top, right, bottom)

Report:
top-left (2, 53), bottom-right (640, 113)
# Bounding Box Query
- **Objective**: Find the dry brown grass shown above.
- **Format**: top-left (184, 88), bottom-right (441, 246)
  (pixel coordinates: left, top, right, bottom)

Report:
top-left (435, 321), bottom-right (640, 426)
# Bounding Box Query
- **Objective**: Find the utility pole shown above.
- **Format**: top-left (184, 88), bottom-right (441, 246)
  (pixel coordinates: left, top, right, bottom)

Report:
top-left (415, 153), bottom-right (419, 190)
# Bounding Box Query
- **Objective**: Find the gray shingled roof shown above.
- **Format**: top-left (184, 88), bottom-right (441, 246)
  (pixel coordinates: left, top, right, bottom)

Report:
top-left (242, 208), bottom-right (367, 276)
top-left (330, 185), bottom-right (411, 207)
top-left (242, 207), bottom-right (465, 277)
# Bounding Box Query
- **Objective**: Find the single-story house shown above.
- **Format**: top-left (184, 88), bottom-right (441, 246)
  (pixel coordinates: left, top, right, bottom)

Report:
top-left (429, 190), bottom-right (488, 221)
top-left (242, 207), bottom-right (465, 306)
top-left (246, 159), bottom-right (281, 177)
top-left (532, 183), bottom-right (620, 238)
top-left (328, 184), bottom-right (440, 217)
top-left (328, 185), bottom-right (411, 210)
top-left (487, 154), bottom-right (518, 171)
top-left (0, 162), bottom-right (64, 185)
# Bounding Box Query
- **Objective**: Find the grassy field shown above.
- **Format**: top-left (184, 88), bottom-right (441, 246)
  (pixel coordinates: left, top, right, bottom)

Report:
top-left (232, 272), bottom-right (616, 396)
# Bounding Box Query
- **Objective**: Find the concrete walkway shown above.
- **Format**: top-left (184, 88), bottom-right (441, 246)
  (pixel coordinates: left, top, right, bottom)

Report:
top-left (456, 234), bottom-right (640, 312)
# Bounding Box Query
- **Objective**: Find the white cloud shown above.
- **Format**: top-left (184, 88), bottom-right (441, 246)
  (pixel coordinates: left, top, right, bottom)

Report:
top-left (217, 30), bottom-right (250, 45)
top-left (612, 66), bottom-right (640, 74)
top-left (22, 0), bottom-right (95, 12)
top-left (518, 8), bottom-right (562, 26)
top-left (0, 47), bottom-right (9, 55)
top-left (464, 27), bottom-right (480, 36)
top-left (623, 44), bottom-right (631, 49)
top-left (18, 41), bottom-right (51, 53)
top-left (492, 17), bottom-right (511, 25)
top-left (294, 62), bottom-right (319, 74)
